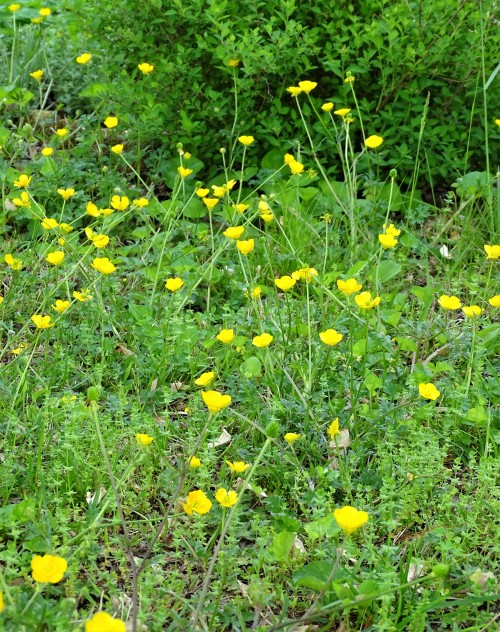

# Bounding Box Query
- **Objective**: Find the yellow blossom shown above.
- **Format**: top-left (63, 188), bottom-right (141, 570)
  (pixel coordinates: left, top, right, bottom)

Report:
top-left (284, 432), bottom-right (300, 444)
top-left (100, 208), bottom-right (114, 216)
top-left (333, 506), bottom-right (369, 535)
top-left (52, 299), bottom-right (70, 313)
top-left (165, 277), bottom-right (184, 292)
top-left (196, 188), bottom-right (210, 198)
top-left (228, 58), bottom-right (240, 67)
top-left (111, 195), bottom-right (129, 211)
top-left (321, 102), bottom-right (334, 112)
top-left (138, 62), bottom-right (154, 74)
top-left (201, 390), bottom-right (231, 413)
top-left (92, 234), bottom-right (110, 248)
top-left (188, 456), bottom-right (201, 468)
top-left (327, 418), bottom-right (340, 439)
top-left (85, 612), bottom-right (126, 632)
top-left (195, 372), bottom-right (215, 387)
top-left (484, 244), bottom-right (500, 260)
top-left (236, 238), bottom-right (254, 255)
top-left (355, 291), bottom-right (381, 309)
top-left (259, 209), bottom-right (273, 221)
top-left (111, 144), bottom-right (124, 155)
top-left (73, 289), bottom-right (92, 302)
top-left (438, 295), bottom-right (461, 310)
top-left (12, 342), bottom-right (29, 355)
top-left (233, 203), bottom-right (248, 213)
top-left (378, 233), bottom-right (398, 249)
top-left (76, 53), bottom-right (92, 64)
top-left (39, 7), bottom-right (51, 16)
top-left (31, 554), bottom-right (67, 583)
top-left (41, 217), bottom-right (58, 230)
top-left (238, 135), bottom-right (254, 146)
top-left (57, 188), bottom-right (76, 200)
top-left (289, 160), bottom-right (304, 175)
top-left (462, 305), bottom-right (483, 318)
top-left (284, 153), bottom-right (295, 165)
top-left (91, 257), bottom-right (116, 274)
top-left (203, 197), bottom-right (219, 210)
top-left (30, 69), bottom-right (44, 81)
top-left (365, 135), bottom-right (384, 149)
top-left (178, 166), bottom-right (193, 178)
top-left (55, 128), bottom-right (68, 137)
top-left (344, 74), bottom-right (355, 84)
top-left (4, 254), bottom-right (22, 270)
top-left (287, 86), bottom-right (302, 97)
top-left (319, 329), bottom-right (343, 346)
top-left (86, 201), bottom-right (100, 217)
top-left (59, 223), bottom-right (74, 234)
top-left (298, 80), bottom-right (317, 94)
top-left (215, 488), bottom-right (238, 508)
top-left (14, 174), bottom-right (32, 188)
top-left (274, 275), bottom-right (296, 291)
top-left (334, 108), bottom-right (351, 117)
top-left (31, 314), bottom-right (54, 329)
top-left (252, 333), bottom-right (273, 348)
top-left (212, 185), bottom-right (226, 197)
top-left (292, 267), bottom-right (318, 282)
top-left (41, 147), bottom-right (53, 157)
top-left (0, 589), bottom-right (3, 612)
top-left (250, 287), bottom-right (261, 299)
top-left (226, 460), bottom-right (250, 474)
top-left (488, 295), bottom-right (500, 307)
top-left (31, 16), bottom-right (43, 23)
top-left (46, 251), bottom-right (65, 266)
top-left (383, 223), bottom-right (401, 237)
top-left (136, 433), bottom-right (153, 446)
top-left (216, 328), bottom-right (235, 344)
top-left (8, 4), bottom-right (21, 11)
top-left (182, 490), bottom-right (212, 515)
top-left (223, 226), bottom-right (245, 239)
top-left (13, 192), bottom-right (30, 207)
top-left (133, 197), bottom-right (149, 207)
top-left (104, 116), bottom-right (118, 129)
top-left (418, 383), bottom-right (441, 401)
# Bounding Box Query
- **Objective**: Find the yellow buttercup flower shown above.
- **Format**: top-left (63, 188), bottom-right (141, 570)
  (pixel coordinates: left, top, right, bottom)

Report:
top-left (110, 195), bottom-right (129, 211)
top-left (136, 433), bottom-right (153, 446)
top-left (212, 185), bottom-right (226, 197)
top-left (252, 333), bottom-right (273, 348)
top-left (14, 174), bottom-right (31, 188)
top-left (73, 289), bottom-right (92, 302)
top-left (182, 490), bottom-right (212, 515)
top-left (52, 300), bottom-right (70, 313)
top-left (41, 217), bottom-right (58, 230)
top-left (0, 589), bottom-right (4, 612)
top-left (92, 234), bottom-right (110, 249)
top-left (39, 7), bottom-right (51, 16)
top-left (284, 153), bottom-right (295, 165)
top-left (46, 251), bottom-right (65, 266)
top-left (111, 144), bottom-right (124, 155)
top-left (91, 257), bottom-right (116, 274)
top-left (31, 16), bottom-right (43, 23)
top-left (333, 506), bottom-right (368, 535)
top-left (216, 328), bottom-right (235, 344)
top-left (438, 295), bottom-right (461, 310)
top-left (327, 418), bottom-right (340, 439)
top-left (238, 135), bottom-right (254, 146)
top-left (488, 295), bottom-right (500, 307)
top-left (223, 226), bottom-right (245, 240)
top-left (138, 62), bottom-right (154, 74)
top-left (292, 267), bottom-right (318, 282)
top-left (334, 108), bottom-right (351, 117)
top-left (201, 390), bottom-right (231, 414)
top-left (298, 80), bottom-right (317, 94)
top-left (31, 315), bottom-right (54, 329)
top-left (236, 239), bottom-right (254, 256)
top-left (86, 201), bottom-right (100, 217)
top-left (104, 116), bottom-right (118, 129)
top-left (4, 254), bottom-right (22, 270)
top-left (215, 488), bottom-right (238, 508)
top-left (195, 371), bottom-right (215, 387)
top-left (365, 135), bottom-right (384, 149)
top-left (228, 58), bottom-right (240, 67)
top-left (337, 278), bottom-right (362, 296)
top-left (195, 188), bottom-right (210, 198)
top-left (289, 160), bottom-right (304, 175)
top-left (165, 277), bottom-right (184, 292)
top-left (354, 291), bottom-right (380, 309)
top-left (274, 275), bottom-right (296, 291)
top-left (12, 342), bottom-right (29, 355)
top-left (319, 329), bottom-right (343, 346)
top-left (76, 53), bottom-right (92, 64)
top-left (233, 203), bottom-right (249, 213)
top-left (57, 188), bottom-right (76, 200)
top-left (226, 460), bottom-right (250, 474)
top-left (188, 456), bottom-right (201, 468)
top-left (378, 233), bottom-right (398, 249)
top-left (260, 211), bottom-right (274, 223)
top-left (250, 287), bottom-right (261, 299)
top-left (55, 128), bottom-right (68, 137)
top-left (100, 208), bottom-right (114, 216)
top-left (321, 102), bottom-right (334, 112)
top-left (178, 166), bottom-right (193, 178)
top-left (287, 86), bottom-right (302, 97)
top-left (284, 432), bottom-right (300, 444)
top-left (13, 192), bottom-right (30, 207)
top-left (85, 612), bottom-right (126, 632)
top-left (41, 147), bottom-right (53, 157)
top-left (8, 4), bottom-right (21, 12)
top-left (484, 244), bottom-right (500, 260)
top-left (383, 223), bottom-right (401, 237)
top-left (418, 383), bottom-right (441, 401)
top-left (203, 197), bottom-right (219, 210)
top-left (133, 197), bottom-right (149, 208)
top-left (30, 69), bottom-right (44, 81)
top-left (59, 223), bottom-right (74, 234)
top-left (462, 305), bottom-right (483, 318)
top-left (31, 554), bottom-right (67, 583)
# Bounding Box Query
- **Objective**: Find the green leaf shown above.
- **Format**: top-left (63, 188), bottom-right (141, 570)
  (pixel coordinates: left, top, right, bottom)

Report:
top-left (394, 336), bottom-right (418, 352)
top-left (304, 514), bottom-right (337, 540)
top-left (466, 407), bottom-right (488, 424)
top-left (364, 370), bottom-right (382, 394)
top-left (375, 260), bottom-right (402, 283)
top-left (79, 83), bottom-right (110, 98)
top-left (241, 355), bottom-right (262, 379)
top-left (293, 561), bottom-right (334, 591)
top-left (269, 531), bottom-right (296, 562)
top-left (381, 309), bottom-right (402, 326)
top-left (182, 198), bottom-right (206, 219)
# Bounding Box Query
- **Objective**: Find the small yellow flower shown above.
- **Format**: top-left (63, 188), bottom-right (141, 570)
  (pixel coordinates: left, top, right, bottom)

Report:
top-left (188, 456), bottom-right (201, 468)
top-left (182, 490), bottom-right (212, 515)
top-left (41, 217), bottom-right (58, 230)
top-left (4, 254), bottom-right (22, 270)
top-left (165, 277), bottom-right (184, 292)
top-left (284, 432), bottom-right (300, 444)
top-left (355, 291), bottom-right (381, 309)
top-left (196, 188), bottom-right (210, 198)
top-left (14, 174), bottom-right (32, 188)
top-left (495, 119), bottom-right (500, 127)
top-left (319, 329), bottom-right (343, 346)
top-left (59, 223), bottom-right (74, 234)
top-left (41, 147), bottom-right (53, 157)
top-left (133, 197), bottom-right (149, 208)
top-left (52, 299), bottom-right (70, 313)
top-left (8, 4), bottom-right (21, 12)
top-left (327, 418), bottom-right (340, 439)
top-left (418, 383), bottom-right (441, 401)
top-left (31, 554), bottom-right (67, 583)
top-left (298, 80), bottom-right (317, 94)
top-left (31, 314), bottom-right (54, 329)
top-left (212, 185), bottom-right (226, 197)
top-left (292, 267), bottom-right (318, 282)
top-left (73, 289), bottom-right (92, 302)
top-left (252, 333), bottom-right (273, 348)
top-left (216, 328), bottom-right (235, 344)
top-left (92, 234), bottom-right (110, 249)
top-left (0, 589), bottom-right (4, 612)
top-left (250, 287), bottom-right (261, 299)
top-left (321, 102), bottom-right (334, 112)
top-left (138, 62), bottom-right (154, 74)
top-left (488, 295), bottom-right (500, 307)
top-left (85, 612), bottom-right (126, 632)
top-left (344, 74), bottom-right (355, 84)
top-left (0, 296), bottom-right (3, 305)
top-left (462, 305), bottom-right (483, 318)
top-left (383, 223), bottom-right (401, 237)
top-left (215, 488), bottom-right (238, 508)
top-left (274, 275), bottom-right (296, 291)
top-left (236, 239), bottom-right (254, 256)
top-left (100, 208), bottom-right (114, 216)
top-left (13, 191), bottom-right (30, 207)
top-left (136, 433), bottom-right (153, 446)
top-left (438, 295), bottom-right (461, 310)
top-left (30, 69), bottom-right (44, 81)
top-left (289, 160), bottom-right (304, 175)
top-left (484, 244), bottom-right (500, 260)
top-left (110, 195), bottom-right (129, 211)
top-left (238, 135), bottom-right (255, 146)
top-left (365, 135), bottom-right (384, 149)
top-left (57, 188), bottom-right (76, 200)
top-left (39, 7), bottom-right (51, 16)
top-left (76, 53), bottom-right (92, 64)
top-left (203, 197), bottom-right (219, 210)
top-left (12, 342), bottom-right (29, 355)
top-left (223, 226), bottom-right (245, 240)
top-left (287, 86), bottom-right (303, 97)
top-left (228, 58), bottom-right (240, 67)
top-left (284, 153), bottom-right (295, 165)
top-left (86, 201), bottom-right (100, 217)
top-left (178, 166), bottom-right (193, 178)
top-left (55, 128), bottom-right (68, 137)
top-left (31, 16), bottom-right (43, 23)
top-left (91, 257), bottom-right (116, 274)
top-left (378, 233), bottom-right (398, 249)
top-left (46, 251), bottom-right (65, 266)
top-left (195, 372), bottom-right (215, 387)
top-left (333, 506), bottom-right (368, 535)
top-left (104, 116), bottom-right (118, 129)
top-left (201, 390), bottom-right (231, 414)
top-left (226, 460), bottom-right (250, 474)
top-left (111, 144), bottom-right (124, 155)
top-left (334, 108), bottom-right (351, 117)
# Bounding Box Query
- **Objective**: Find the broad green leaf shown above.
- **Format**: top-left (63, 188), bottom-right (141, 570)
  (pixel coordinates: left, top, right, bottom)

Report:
top-left (269, 531), bottom-right (296, 562)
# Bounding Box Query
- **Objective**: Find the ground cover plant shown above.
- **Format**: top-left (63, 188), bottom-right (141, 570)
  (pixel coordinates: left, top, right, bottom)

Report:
top-left (0, 2), bottom-right (499, 631)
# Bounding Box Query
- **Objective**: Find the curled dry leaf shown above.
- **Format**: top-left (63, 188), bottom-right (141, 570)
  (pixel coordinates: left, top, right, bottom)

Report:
top-left (329, 428), bottom-right (350, 451)
top-left (86, 485), bottom-right (106, 505)
top-left (236, 477), bottom-right (268, 497)
top-left (208, 428), bottom-right (232, 448)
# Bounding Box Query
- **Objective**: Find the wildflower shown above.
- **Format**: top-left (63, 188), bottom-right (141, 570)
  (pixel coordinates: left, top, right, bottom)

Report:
top-left (100, 208), bottom-right (114, 216)
top-left (178, 166), bottom-right (193, 178)
top-left (201, 390), bottom-right (231, 414)
top-left (321, 102), bottom-right (334, 112)
top-left (31, 315), bottom-right (54, 329)
top-left (8, 4), bottom-right (21, 11)
top-left (46, 251), bottom-right (65, 266)
top-left (355, 291), bottom-right (381, 309)
top-left (133, 197), bottom-right (149, 207)
top-left (203, 197), bottom-right (219, 210)
top-left (56, 128), bottom-right (68, 137)
top-left (284, 432), bottom-right (300, 444)
top-left (228, 58), bottom-right (240, 67)
top-left (57, 188), bottom-right (76, 200)
top-left (344, 74), bottom-right (355, 84)
top-left (333, 506), bottom-right (369, 534)
top-left (298, 80), bottom-right (317, 94)
top-left (383, 223), bottom-right (401, 237)
top-left (31, 554), bottom-right (67, 583)
top-left (274, 275), bottom-right (296, 291)
top-left (292, 267), bottom-right (318, 282)
top-left (136, 433), bottom-right (153, 446)
top-left (12, 342), bottom-right (29, 355)
top-left (212, 185), bottom-right (226, 197)
top-left (418, 383), bottom-right (441, 401)
top-left (215, 488), bottom-right (238, 508)
top-left (226, 460), bottom-right (250, 474)
top-left (111, 144), bottom-right (123, 155)
top-left (365, 135), bottom-right (384, 149)
top-left (225, 179), bottom-right (237, 190)
top-left (195, 188), bottom-right (210, 198)
top-left (111, 195), bottom-right (129, 211)
top-left (86, 201), bottom-right (100, 217)
top-left (216, 328), bottom-right (235, 344)
top-left (438, 295), bottom-right (461, 310)
top-left (223, 226), bottom-right (245, 239)
top-left (233, 203), bottom-right (249, 213)
top-left (59, 223), bottom-right (74, 234)
top-left (73, 289), bottom-right (92, 302)
top-left (489, 295), bottom-right (500, 307)
top-left (319, 329), bottom-right (343, 346)
top-left (252, 333), bottom-right (273, 348)
top-left (334, 108), bottom-right (351, 117)
top-left (4, 254), bottom-right (22, 270)
top-left (238, 135), bottom-right (254, 146)
top-left (462, 305), bottom-right (483, 318)
top-left (284, 153), bottom-right (295, 165)
top-left (14, 174), bottom-right (31, 188)
top-left (41, 147), bottom-right (53, 156)
top-left (0, 590), bottom-right (3, 612)
top-left (30, 69), bottom-right (44, 81)
top-left (39, 7), bottom-right (51, 16)
top-left (195, 372), bottom-right (215, 387)
top-left (378, 233), bottom-right (398, 249)
top-left (31, 16), bottom-right (43, 23)
top-left (104, 116), bottom-right (118, 129)
top-left (287, 86), bottom-right (302, 97)
top-left (85, 612), bottom-right (126, 632)
top-left (165, 277), bottom-right (184, 292)
top-left (0, 296), bottom-right (3, 305)
top-left (76, 53), bottom-right (92, 64)
top-left (182, 490), bottom-right (212, 515)
top-left (327, 418), bottom-right (340, 439)
top-left (289, 160), bottom-right (305, 175)
top-left (52, 300), bottom-right (70, 313)
top-left (261, 211), bottom-right (274, 223)
top-left (92, 234), bottom-right (110, 248)
top-left (188, 456), bottom-right (201, 468)
top-left (13, 192), bottom-right (30, 207)
top-left (138, 62), bottom-right (154, 74)
top-left (236, 239), bottom-right (254, 255)
top-left (91, 257), bottom-right (116, 274)
top-left (484, 244), bottom-right (500, 260)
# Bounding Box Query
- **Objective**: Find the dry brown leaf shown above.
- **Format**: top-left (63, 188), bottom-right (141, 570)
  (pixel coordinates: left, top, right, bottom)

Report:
top-left (208, 428), bottom-right (231, 448)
